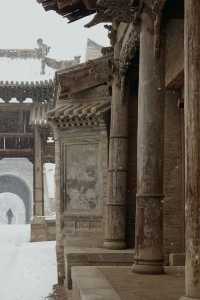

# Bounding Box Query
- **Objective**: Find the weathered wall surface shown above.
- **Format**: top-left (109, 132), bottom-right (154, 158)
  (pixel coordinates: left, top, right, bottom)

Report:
top-left (163, 90), bottom-right (185, 260)
top-left (58, 128), bottom-right (108, 248)
top-left (126, 79), bottom-right (138, 248)
top-left (165, 19), bottom-right (184, 88)
top-left (66, 143), bottom-right (99, 211)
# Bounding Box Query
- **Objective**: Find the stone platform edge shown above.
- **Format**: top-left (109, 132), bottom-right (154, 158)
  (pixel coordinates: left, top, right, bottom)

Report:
top-left (31, 216), bottom-right (56, 242)
top-left (64, 247), bottom-right (135, 289)
top-left (71, 266), bottom-right (121, 300)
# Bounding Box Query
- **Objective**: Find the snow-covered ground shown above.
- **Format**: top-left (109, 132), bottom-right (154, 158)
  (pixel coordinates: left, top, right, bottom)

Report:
top-left (0, 225), bottom-right (57, 300)
top-left (0, 193), bottom-right (26, 224)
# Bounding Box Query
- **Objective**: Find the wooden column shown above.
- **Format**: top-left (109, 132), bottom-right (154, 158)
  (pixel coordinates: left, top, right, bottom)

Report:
top-left (181, 1), bottom-right (200, 299)
top-left (104, 41), bottom-right (128, 249)
top-left (33, 126), bottom-right (44, 217)
top-left (54, 128), bottom-right (65, 285)
top-left (132, 9), bottom-right (164, 274)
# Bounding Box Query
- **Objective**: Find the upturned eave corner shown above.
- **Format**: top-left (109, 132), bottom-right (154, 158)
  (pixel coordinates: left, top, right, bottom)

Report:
top-left (36, 0), bottom-right (167, 25)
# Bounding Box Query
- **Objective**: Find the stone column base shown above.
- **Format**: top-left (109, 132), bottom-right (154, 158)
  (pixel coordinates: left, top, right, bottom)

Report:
top-left (132, 262), bottom-right (164, 274)
top-left (104, 240), bottom-right (126, 250)
top-left (169, 253), bottom-right (185, 266)
top-left (31, 216), bottom-right (47, 242)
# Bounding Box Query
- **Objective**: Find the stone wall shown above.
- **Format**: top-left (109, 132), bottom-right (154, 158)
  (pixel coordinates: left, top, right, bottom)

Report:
top-left (126, 78), bottom-right (138, 248)
top-left (165, 19), bottom-right (184, 88)
top-left (163, 90), bottom-right (185, 260)
top-left (58, 127), bottom-right (108, 248)
top-left (31, 217), bottom-right (56, 242)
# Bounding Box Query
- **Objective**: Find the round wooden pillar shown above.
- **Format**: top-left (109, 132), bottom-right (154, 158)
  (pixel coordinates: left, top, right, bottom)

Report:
top-left (33, 126), bottom-right (44, 217)
top-left (104, 42), bottom-right (128, 250)
top-left (53, 128), bottom-right (65, 285)
top-left (180, 1), bottom-right (200, 299)
top-left (132, 10), bottom-right (164, 274)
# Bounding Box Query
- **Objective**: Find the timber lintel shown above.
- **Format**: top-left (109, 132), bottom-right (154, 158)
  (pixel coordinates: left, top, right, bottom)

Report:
top-left (55, 55), bottom-right (112, 99)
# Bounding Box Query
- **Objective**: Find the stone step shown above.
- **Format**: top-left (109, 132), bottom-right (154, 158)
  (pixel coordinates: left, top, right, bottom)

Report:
top-left (65, 247), bottom-right (134, 289)
top-left (71, 266), bottom-right (121, 300)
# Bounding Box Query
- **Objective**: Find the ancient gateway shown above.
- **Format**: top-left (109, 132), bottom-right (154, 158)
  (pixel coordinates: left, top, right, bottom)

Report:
top-left (0, 42), bottom-right (80, 239)
top-left (4, 0), bottom-right (199, 299)
top-left (0, 79), bottom-right (56, 236)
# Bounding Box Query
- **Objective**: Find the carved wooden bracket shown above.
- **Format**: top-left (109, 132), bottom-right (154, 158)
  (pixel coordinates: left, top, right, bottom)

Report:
top-left (119, 25), bottom-right (140, 99)
top-left (85, 0), bottom-right (167, 27)
top-left (143, 0), bottom-right (167, 57)
top-left (119, 25), bottom-right (140, 70)
top-left (85, 0), bottom-right (140, 27)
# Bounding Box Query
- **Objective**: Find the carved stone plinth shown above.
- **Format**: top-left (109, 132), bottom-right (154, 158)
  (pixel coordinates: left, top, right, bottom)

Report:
top-left (132, 9), bottom-right (164, 274)
top-left (133, 195), bottom-right (164, 274)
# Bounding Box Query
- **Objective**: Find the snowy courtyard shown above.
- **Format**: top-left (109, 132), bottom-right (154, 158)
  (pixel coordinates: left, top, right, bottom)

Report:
top-left (0, 225), bottom-right (57, 300)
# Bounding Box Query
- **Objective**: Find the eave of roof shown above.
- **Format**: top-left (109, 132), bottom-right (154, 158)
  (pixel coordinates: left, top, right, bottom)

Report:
top-left (48, 98), bottom-right (110, 128)
top-left (37, 0), bottom-right (168, 25)
top-left (54, 55), bottom-right (112, 100)
top-left (0, 80), bottom-right (54, 103)
top-left (37, 0), bottom-right (96, 22)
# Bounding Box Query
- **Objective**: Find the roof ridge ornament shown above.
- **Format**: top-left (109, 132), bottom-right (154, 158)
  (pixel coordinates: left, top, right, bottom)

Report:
top-left (0, 39), bottom-right (80, 75)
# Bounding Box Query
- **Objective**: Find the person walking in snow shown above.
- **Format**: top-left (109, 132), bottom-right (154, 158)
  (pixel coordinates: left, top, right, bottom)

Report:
top-left (6, 208), bottom-right (14, 224)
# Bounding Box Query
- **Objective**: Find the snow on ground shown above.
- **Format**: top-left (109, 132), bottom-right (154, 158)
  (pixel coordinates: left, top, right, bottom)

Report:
top-left (0, 225), bottom-right (57, 300)
top-left (0, 193), bottom-right (26, 224)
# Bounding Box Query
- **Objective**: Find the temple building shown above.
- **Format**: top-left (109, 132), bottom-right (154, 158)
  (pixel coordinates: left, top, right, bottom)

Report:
top-left (34, 0), bottom-right (200, 300)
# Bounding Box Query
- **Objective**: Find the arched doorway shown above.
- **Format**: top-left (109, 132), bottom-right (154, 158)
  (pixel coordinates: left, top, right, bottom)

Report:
top-left (0, 192), bottom-right (26, 224)
top-left (0, 175), bottom-right (32, 223)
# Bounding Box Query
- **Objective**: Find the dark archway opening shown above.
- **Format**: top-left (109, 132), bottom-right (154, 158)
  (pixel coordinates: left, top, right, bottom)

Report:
top-left (0, 175), bottom-right (32, 223)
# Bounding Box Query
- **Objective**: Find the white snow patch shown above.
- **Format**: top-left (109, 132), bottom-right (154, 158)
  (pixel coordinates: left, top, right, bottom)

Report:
top-left (0, 225), bottom-right (57, 300)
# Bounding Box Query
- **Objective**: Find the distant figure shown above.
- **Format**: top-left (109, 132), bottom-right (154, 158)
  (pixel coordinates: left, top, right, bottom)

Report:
top-left (6, 209), bottom-right (14, 225)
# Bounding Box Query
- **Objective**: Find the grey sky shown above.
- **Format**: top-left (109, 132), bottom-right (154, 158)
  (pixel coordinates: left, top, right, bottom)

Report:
top-left (0, 0), bottom-right (109, 81)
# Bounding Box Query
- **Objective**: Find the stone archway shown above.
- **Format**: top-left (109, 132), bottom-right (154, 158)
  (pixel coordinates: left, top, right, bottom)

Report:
top-left (0, 175), bottom-right (32, 223)
top-left (0, 192), bottom-right (26, 224)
